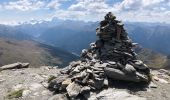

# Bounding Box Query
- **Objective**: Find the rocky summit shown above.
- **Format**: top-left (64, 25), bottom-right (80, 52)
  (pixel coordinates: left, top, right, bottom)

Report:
top-left (1, 12), bottom-right (170, 100)
top-left (48, 12), bottom-right (151, 99)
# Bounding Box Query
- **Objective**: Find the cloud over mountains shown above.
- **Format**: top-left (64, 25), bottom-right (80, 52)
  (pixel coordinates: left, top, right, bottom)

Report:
top-left (0, 0), bottom-right (170, 25)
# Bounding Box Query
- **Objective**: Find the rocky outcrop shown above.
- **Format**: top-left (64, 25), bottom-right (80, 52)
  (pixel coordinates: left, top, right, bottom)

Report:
top-left (48, 12), bottom-right (151, 99)
top-left (0, 62), bottom-right (29, 71)
top-left (0, 65), bottom-right (60, 100)
top-left (0, 64), bottom-right (170, 100)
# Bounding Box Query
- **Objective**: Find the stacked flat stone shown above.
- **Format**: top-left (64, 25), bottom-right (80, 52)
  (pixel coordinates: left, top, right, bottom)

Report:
top-left (48, 12), bottom-right (150, 99)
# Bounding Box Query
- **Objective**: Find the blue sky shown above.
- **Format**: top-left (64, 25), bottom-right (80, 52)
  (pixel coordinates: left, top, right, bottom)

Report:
top-left (0, 0), bottom-right (170, 25)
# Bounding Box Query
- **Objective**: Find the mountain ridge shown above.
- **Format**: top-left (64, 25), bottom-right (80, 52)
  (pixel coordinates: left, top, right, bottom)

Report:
top-left (0, 38), bottom-right (78, 67)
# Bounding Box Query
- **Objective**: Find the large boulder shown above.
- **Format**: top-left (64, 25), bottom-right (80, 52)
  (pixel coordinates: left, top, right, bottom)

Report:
top-left (104, 67), bottom-right (148, 82)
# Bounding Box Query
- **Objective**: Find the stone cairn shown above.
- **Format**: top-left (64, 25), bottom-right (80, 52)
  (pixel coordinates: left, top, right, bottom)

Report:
top-left (48, 12), bottom-right (150, 99)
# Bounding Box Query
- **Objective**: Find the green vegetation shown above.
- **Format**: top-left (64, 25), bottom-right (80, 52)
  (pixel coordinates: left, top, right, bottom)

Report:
top-left (6, 89), bottom-right (24, 99)
top-left (148, 73), bottom-right (154, 82)
top-left (48, 75), bottom-right (56, 83)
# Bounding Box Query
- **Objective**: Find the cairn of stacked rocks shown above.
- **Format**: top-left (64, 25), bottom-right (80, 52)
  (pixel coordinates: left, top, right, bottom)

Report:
top-left (48, 12), bottom-right (150, 99)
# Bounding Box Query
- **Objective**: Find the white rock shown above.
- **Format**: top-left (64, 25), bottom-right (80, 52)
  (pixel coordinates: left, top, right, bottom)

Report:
top-left (29, 83), bottom-right (43, 91)
top-left (41, 90), bottom-right (49, 95)
top-left (44, 67), bottom-right (50, 70)
top-left (107, 61), bottom-right (116, 65)
top-left (153, 76), bottom-right (159, 81)
top-left (0, 79), bottom-right (5, 83)
top-left (41, 82), bottom-right (49, 88)
top-left (35, 74), bottom-right (44, 81)
top-left (12, 84), bottom-right (24, 91)
top-left (153, 76), bottom-right (169, 84)
top-left (66, 82), bottom-right (82, 98)
top-left (41, 75), bottom-right (48, 79)
top-left (33, 92), bottom-right (39, 96)
top-left (158, 78), bottom-right (169, 84)
top-left (22, 90), bottom-right (31, 97)
top-left (134, 60), bottom-right (143, 65)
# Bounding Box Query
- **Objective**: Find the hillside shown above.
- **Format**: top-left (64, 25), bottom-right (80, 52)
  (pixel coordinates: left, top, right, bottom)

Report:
top-left (0, 24), bottom-right (32, 40)
top-left (163, 58), bottom-right (170, 70)
top-left (0, 38), bottom-right (78, 67)
top-left (135, 47), bottom-right (167, 69)
top-left (125, 22), bottom-right (170, 55)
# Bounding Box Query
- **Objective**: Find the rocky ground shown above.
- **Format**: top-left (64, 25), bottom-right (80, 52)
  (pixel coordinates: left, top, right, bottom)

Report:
top-left (0, 66), bottom-right (60, 100)
top-left (0, 65), bottom-right (170, 100)
top-left (0, 12), bottom-right (170, 100)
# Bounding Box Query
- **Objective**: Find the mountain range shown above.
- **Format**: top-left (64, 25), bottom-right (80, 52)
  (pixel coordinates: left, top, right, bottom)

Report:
top-left (0, 18), bottom-right (170, 68)
top-left (4, 18), bottom-right (169, 55)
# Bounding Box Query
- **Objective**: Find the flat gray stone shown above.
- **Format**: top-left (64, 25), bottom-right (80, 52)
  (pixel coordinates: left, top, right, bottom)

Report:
top-left (66, 82), bottom-right (82, 98)
top-left (48, 94), bottom-right (68, 100)
top-left (104, 67), bottom-right (142, 82)
top-left (88, 89), bottom-right (146, 100)
top-left (123, 64), bottom-right (136, 74)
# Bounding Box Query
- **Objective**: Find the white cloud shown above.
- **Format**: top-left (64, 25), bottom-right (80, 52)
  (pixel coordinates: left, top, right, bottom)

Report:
top-left (46, 0), bottom-right (68, 9)
top-left (51, 0), bottom-right (170, 23)
top-left (114, 0), bottom-right (168, 11)
top-left (63, 0), bottom-right (117, 21)
top-left (69, 0), bottom-right (110, 12)
top-left (47, 0), bottom-right (61, 9)
top-left (142, 0), bottom-right (165, 6)
top-left (1, 0), bottom-right (170, 24)
top-left (0, 19), bottom-right (19, 25)
top-left (168, 1), bottom-right (170, 6)
top-left (3, 0), bottom-right (45, 11)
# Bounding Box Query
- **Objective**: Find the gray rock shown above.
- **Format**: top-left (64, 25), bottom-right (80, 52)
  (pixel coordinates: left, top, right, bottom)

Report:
top-left (103, 78), bottom-right (108, 87)
top-left (91, 67), bottom-right (103, 71)
top-left (88, 89), bottom-right (146, 100)
top-left (93, 78), bottom-right (104, 90)
top-left (66, 82), bottom-right (82, 98)
top-left (21, 63), bottom-right (30, 68)
top-left (70, 61), bottom-right (80, 67)
top-left (61, 79), bottom-right (72, 88)
top-left (107, 61), bottom-right (116, 65)
top-left (29, 83), bottom-right (43, 91)
top-left (90, 42), bottom-right (96, 49)
top-left (123, 64), bottom-right (136, 74)
top-left (149, 82), bottom-right (157, 88)
top-left (81, 86), bottom-right (91, 94)
top-left (93, 70), bottom-right (104, 73)
top-left (159, 69), bottom-right (170, 75)
top-left (48, 94), bottom-right (68, 100)
top-left (0, 62), bottom-right (29, 71)
top-left (48, 75), bottom-right (68, 91)
top-left (104, 67), bottom-right (142, 82)
top-left (87, 69), bottom-right (93, 73)
top-left (22, 90), bottom-right (31, 97)
top-left (133, 60), bottom-right (143, 65)
top-left (72, 66), bottom-right (81, 74)
top-left (0, 79), bottom-right (5, 83)
top-left (82, 73), bottom-right (90, 84)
